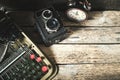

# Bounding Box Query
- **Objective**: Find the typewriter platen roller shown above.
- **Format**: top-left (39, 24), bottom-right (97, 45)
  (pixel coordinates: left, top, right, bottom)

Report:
top-left (0, 9), bottom-right (58, 80)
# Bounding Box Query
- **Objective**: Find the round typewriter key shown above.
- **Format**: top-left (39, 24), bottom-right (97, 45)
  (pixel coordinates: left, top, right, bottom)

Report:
top-left (26, 66), bottom-right (31, 70)
top-left (42, 66), bottom-right (48, 72)
top-left (27, 74), bottom-right (31, 79)
top-left (30, 54), bottom-right (35, 60)
top-left (31, 70), bottom-right (36, 74)
top-left (36, 57), bottom-right (42, 62)
top-left (22, 70), bottom-right (27, 74)
top-left (36, 65), bottom-right (40, 70)
top-left (37, 72), bottom-right (42, 75)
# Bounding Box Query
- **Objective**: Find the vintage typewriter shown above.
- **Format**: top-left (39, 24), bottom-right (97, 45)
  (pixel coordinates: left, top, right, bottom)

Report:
top-left (0, 9), bottom-right (58, 80)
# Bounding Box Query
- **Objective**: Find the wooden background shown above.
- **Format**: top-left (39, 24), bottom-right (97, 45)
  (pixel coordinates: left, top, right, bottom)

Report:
top-left (42, 11), bottom-right (120, 80)
top-left (0, 0), bottom-right (120, 79)
top-left (0, 0), bottom-right (120, 10)
top-left (9, 10), bottom-right (120, 80)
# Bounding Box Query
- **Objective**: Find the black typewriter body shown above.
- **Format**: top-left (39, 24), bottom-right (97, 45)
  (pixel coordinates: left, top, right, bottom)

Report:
top-left (0, 10), bottom-right (58, 80)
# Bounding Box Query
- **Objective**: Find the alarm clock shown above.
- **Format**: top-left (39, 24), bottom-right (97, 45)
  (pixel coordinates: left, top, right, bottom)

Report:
top-left (66, 8), bottom-right (88, 22)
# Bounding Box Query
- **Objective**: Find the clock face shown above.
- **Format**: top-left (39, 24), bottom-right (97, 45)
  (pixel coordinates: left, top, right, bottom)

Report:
top-left (66, 8), bottom-right (87, 22)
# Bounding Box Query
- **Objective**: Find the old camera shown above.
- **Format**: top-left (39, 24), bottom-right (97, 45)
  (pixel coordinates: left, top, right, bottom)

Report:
top-left (35, 7), bottom-right (67, 46)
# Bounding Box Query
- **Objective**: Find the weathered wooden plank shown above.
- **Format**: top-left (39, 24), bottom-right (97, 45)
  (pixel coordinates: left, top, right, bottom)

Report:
top-left (62, 11), bottom-right (120, 27)
top-left (53, 63), bottom-right (120, 80)
top-left (23, 27), bottom-right (120, 43)
top-left (39, 44), bottom-right (120, 64)
top-left (61, 27), bottom-right (120, 43)
top-left (9, 11), bottom-right (120, 27)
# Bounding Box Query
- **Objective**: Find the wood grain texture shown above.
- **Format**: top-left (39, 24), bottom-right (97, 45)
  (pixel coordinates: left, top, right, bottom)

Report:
top-left (53, 10), bottom-right (120, 79)
top-left (62, 11), bottom-right (120, 27)
top-left (22, 27), bottom-right (120, 44)
top-left (50, 10), bottom-right (120, 79)
top-left (39, 44), bottom-right (120, 64)
top-left (9, 11), bottom-right (120, 27)
top-left (61, 27), bottom-right (120, 43)
top-left (53, 63), bottom-right (120, 80)
top-left (10, 10), bottom-right (120, 80)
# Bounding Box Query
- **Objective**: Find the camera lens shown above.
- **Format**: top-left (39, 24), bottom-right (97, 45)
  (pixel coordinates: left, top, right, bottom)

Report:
top-left (42, 10), bottom-right (52, 19)
top-left (47, 18), bottom-right (59, 30)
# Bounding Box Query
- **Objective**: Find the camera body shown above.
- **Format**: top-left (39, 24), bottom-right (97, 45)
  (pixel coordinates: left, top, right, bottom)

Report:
top-left (35, 7), bottom-right (67, 46)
